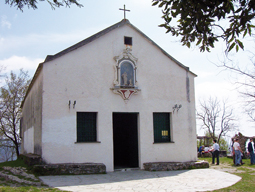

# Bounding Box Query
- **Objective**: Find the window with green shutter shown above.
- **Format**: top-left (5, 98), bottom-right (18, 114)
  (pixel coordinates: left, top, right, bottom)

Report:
top-left (153, 113), bottom-right (171, 143)
top-left (77, 112), bottom-right (97, 142)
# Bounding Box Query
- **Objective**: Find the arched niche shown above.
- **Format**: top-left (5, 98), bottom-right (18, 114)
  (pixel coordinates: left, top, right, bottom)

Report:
top-left (120, 60), bottom-right (135, 88)
top-left (111, 48), bottom-right (140, 102)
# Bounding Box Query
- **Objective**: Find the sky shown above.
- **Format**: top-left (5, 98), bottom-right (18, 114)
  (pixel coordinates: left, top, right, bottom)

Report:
top-left (1, 0), bottom-right (255, 138)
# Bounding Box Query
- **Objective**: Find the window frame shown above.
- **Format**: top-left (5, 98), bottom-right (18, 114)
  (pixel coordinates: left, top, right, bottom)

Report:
top-left (76, 112), bottom-right (98, 143)
top-left (124, 36), bottom-right (132, 46)
top-left (153, 112), bottom-right (172, 143)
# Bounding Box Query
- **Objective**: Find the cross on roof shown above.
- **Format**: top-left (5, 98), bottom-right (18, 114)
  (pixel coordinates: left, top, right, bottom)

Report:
top-left (119, 5), bottom-right (130, 19)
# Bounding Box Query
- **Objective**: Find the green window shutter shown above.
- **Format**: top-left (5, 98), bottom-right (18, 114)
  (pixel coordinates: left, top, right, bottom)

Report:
top-left (153, 113), bottom-right (170, 143)
top-left (77, 112), bottom-right (97, 142)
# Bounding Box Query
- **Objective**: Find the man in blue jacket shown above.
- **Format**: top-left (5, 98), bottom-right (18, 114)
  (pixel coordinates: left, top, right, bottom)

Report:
top-left (248, 138), bottom-right (255, 165)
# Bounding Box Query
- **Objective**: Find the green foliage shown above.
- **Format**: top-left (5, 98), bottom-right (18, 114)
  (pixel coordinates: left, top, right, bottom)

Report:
top-left (0, 158), bottom-right (28, 169)
top-left (197, 131), bottom-right (229, 151)
top-left (152, 0), bottom-right (255, 52)
top-left (218, 137), bottom-right (228, 151)
top-left (5, 0), bottom-right (83, 11)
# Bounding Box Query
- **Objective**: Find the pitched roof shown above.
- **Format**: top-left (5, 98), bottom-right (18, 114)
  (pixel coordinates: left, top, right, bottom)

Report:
top-left (21, 19), bottom-right (196, 108)
top-left (43, 19), bottom-right (195, 75)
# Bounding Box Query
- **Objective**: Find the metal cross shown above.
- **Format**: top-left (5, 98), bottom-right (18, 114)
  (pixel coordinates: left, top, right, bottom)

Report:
top-left (119, 5), bottom-right (130, 19)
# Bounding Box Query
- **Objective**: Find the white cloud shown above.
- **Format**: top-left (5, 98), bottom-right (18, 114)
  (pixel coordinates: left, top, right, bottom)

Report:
top-left (0, 27), bottom-right (104, 56)
top-left (0, 56), bottom-right (43, 76)
top-left (1, 15), bottom-right (11, 29)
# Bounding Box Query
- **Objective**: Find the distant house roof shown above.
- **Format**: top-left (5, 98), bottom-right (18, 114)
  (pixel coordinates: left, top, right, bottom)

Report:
top-left (21, 19), bottom-right (197, 108)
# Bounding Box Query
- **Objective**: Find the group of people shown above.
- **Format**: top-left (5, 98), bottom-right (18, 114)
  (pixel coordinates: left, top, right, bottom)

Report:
top-left (199, 137), bottom-right (255, 166)
top-left (198, 145), bottom-right (211, 155)
top-left (232, 138), bottom-right (255, 166)
top-left (198, 140), bottom-right (220, 165)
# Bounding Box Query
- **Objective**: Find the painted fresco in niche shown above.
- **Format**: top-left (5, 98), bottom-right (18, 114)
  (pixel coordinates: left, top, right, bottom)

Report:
top-left (120, 61), bottom-right (134, 87)
top-left (111, 48), bottom-right (140, 102)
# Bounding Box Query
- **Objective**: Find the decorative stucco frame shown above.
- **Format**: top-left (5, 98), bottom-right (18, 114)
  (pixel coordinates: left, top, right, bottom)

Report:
top-left (111, 48), bottom-right (140, 102)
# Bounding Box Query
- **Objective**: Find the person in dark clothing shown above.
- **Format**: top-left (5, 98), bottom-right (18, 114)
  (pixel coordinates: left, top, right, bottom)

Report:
top-left (248, 138), bottom-right (255, 165)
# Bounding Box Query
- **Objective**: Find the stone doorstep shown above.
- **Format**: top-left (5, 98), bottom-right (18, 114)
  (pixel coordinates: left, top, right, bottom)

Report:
top-left (19, 154), bottom-right (42, 166)
top-left (33, 163), bottom-right (106, 176)
top-left (114, 167), bottom-right (140, 172)
top-left (143, 161), bottom-right (209, 171)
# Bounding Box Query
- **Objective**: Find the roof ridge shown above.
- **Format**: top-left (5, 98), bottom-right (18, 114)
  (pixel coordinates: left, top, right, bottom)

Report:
top-left (44, 19), bottom-right (130, 63)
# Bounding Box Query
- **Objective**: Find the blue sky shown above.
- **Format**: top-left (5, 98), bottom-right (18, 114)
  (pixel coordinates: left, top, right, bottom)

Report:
top-left (1, 0), bottom-right (255, 137)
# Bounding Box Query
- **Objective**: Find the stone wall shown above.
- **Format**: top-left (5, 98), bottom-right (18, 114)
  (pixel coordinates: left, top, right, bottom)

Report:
top-left (232, 132), bottom-right (248, 153)
top-left (20, 153), bottom-right (106, 175)
top-left (219, 150), bottom-right (227, 157)
top-left (33, 163), bottom-right (106, 175)
top-left (198, 151), bottom-right (226, 158)
top-left (19, 154), bottom-right (42, 166)
top-left (143, 161), bottom-right (209, 171)
top-left (197, 152), bottom-right (212, 158)
top-left (232, 132), bottom-right (255, 159)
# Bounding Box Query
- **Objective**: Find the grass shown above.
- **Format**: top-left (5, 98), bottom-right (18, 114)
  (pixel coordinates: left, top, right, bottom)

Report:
top-left (199, 157), bottom-right (255, 192)
top-left (0, 187), bottom-right (63, 192)
top-left (0, 159), bottom-right (28, 169)
top-left (0, 159), bottom-right (64, 192)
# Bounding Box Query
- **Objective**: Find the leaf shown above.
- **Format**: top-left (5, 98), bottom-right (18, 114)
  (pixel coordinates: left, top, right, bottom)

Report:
top-left (152, 1), bottom-right (159, 6)
top-left (243, 29), bottom-right (248, 37)
top-left (209, 41), bottom-right (214, 48)
top-left (228, 42), bottom-right (236, 52)
top-left (187, 42), bottom-right (191, 48)
top-left (236, 44), bottom-right (239, 52)
top-left (159, 24), bottom-right (165, 27)
top-left (159, 2), bottom-right (165, 8)
top-left (227, 36), bottom-right (234, 43)
top-left (235, 7), bottom-right (242, 13)
top-left (167, 17), bottom-right (172, 23)
top-left (237, 39), bottom-right (244, 49)
top-left (248, 26), bottom-right (252, 35)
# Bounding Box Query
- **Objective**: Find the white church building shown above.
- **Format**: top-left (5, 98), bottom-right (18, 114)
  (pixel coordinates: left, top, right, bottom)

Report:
top-left (20, 19), bottom-right (197, 172)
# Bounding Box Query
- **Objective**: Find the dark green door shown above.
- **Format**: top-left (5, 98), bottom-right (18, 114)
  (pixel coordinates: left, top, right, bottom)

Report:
top-left (113, 113), bottom-right (139, 169)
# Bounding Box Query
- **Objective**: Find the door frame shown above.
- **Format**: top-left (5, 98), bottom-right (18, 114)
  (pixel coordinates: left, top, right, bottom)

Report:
top-left (112, 112), bottom-right (140, 169)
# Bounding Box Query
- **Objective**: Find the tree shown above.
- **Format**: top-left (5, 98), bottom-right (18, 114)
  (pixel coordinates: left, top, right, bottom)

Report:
top-left (197, 131), bottom-right (229, 151)
top-left (220, 56), bottom-right (255, 122)
top-left (0, 69), bottom-right (30, 158)
top-left (152, 0), bottom-right (255, 52)
top-left (0, 139), bottom-right (16, 162)
top-left (197, 97), bottom-right (238, 143)
top-left (5, 0), bottom-right (83, 11)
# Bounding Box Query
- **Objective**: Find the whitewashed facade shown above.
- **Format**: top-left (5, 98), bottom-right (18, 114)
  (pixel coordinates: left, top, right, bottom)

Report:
top-left (21, 19), bottom-right (197, 172)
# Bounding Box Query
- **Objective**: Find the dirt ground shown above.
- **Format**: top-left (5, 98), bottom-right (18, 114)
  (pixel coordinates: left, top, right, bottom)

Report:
top-left (209, 161), bottom-right (255, 175)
